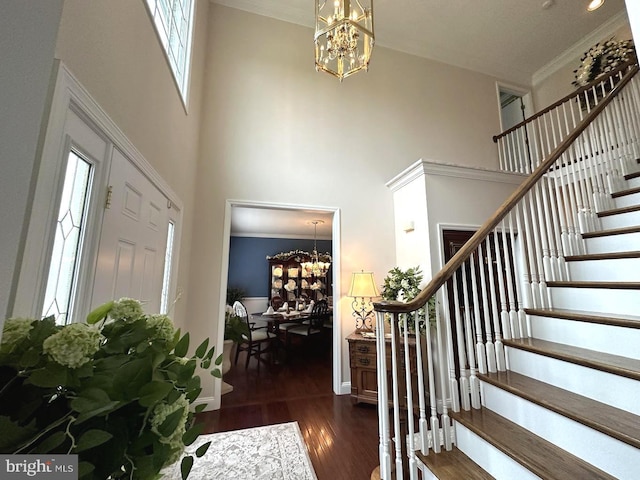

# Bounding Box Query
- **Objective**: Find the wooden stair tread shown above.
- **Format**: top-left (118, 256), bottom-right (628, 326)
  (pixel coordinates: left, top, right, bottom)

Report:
top-left (597, 204), bottom-right (640, 217)
top-left (612, 185), bottom-right (640, 198)
top-left (504, 337), bottom-right (640, 381)
top-left (451, 408), bottom-right (616, 480)
top-left (525, 307), bottom-right (640, 328)
top-left (546, 280), bottom-right (640, 289)
top-left (565, 250), bottom-right (640, 261)
top-left (625, 170), bottom-right (640, 181)
top-left (417, 447), bottom-right (495, 480)
top-left (479, 370), bottom-right (640, 449)
top-left (582, 225), bottom-right (640, 238)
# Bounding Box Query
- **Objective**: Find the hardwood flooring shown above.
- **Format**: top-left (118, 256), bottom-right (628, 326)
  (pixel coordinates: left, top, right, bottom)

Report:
top-left (196, 344), bottom-right (380, 480)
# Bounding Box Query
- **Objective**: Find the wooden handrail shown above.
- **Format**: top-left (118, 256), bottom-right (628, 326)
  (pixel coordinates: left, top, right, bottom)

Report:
top-left (374, 64), bottom-right (639, 315)
top-left (492, 60), bottom-right (636, 143)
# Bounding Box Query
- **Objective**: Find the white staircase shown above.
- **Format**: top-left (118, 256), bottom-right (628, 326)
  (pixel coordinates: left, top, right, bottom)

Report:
top-left (448, 169), bottom-right (640, 479)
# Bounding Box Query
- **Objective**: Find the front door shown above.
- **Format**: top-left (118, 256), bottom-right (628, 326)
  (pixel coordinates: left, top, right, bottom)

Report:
top-left (91, 149), bottom-right (171, 313)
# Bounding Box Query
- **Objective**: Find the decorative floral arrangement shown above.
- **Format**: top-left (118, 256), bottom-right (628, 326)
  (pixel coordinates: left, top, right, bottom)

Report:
top-left (0, 298), bottom-right (221, 480)
top-left (381, 266), bottom-right (436, 333)
top-left (573, 38), bottom-right (636, 88)
top-left (224, 307), bottom-right (249, 344)
top-left (266, 250), bottom-right (332, 263)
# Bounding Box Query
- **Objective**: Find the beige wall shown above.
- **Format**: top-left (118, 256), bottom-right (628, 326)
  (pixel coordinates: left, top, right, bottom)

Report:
top-left (188, 5), bottom-right (505, 393)
top-left (533, 21), bottom-right (633, 110)
top-left (54, 0), bottom-right (210, 326)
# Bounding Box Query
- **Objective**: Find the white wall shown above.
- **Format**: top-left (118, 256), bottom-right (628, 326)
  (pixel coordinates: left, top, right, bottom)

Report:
top-left (188, 5), bottom-right (505, 394)
top-left (0, 1), bottom-right (64, 328)
top-left (626, 0), bottom-right (640, 45)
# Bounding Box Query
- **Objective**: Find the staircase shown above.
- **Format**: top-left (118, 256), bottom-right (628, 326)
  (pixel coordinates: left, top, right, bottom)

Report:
top-left (445, 167), bottom-right (640, 480)
top-left (373, 62), bottom-right (640, 479)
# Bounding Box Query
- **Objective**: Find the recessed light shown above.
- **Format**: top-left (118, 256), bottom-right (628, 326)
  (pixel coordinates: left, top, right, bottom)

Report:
top-left (587, 0), bottom-right (605, 11)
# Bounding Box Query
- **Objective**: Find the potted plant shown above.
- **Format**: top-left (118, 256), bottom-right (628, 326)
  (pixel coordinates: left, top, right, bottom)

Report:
top-left (381, 266), bottom-right (436, 334)
top-left (0, 298), bottom-right (221, 479)
top-left (220, 308), bottom-right (249, 394)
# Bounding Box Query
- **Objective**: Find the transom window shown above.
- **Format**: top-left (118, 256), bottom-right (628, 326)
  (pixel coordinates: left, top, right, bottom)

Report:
top-left (144, 0), bottom-right (195, 103)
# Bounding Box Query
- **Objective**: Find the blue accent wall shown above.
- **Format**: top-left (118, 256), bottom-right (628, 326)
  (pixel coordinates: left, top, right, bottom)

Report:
top-left (228, 237), bottom-right (332, 297)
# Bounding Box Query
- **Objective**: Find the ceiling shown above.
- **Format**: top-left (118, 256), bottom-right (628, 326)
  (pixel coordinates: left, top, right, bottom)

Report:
top-left (210, 0), bottom-right (628, 86)
top-left (222, 0), bottom-right (629, 238)
top-left (231, 205), bottom-right (334, 238)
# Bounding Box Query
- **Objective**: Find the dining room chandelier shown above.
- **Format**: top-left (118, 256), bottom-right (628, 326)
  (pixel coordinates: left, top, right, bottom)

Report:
top-left (302, 220), bottom-right (331, 277)
top-left (314, 0), bottom-right (374, 81)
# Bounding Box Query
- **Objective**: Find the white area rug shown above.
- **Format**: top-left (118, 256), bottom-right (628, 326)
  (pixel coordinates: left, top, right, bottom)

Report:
top-left (163, 422), bottom-right (318, 479)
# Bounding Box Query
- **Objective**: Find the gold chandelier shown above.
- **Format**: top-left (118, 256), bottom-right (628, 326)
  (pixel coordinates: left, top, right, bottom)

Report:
top-left (302, 220), bottom-right (331, 277)
top-left (315, 0), bottom-right (374, 81)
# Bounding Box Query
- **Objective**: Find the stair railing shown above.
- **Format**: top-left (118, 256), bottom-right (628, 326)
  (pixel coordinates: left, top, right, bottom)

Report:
top-left (372, 61), bottom-right (640, 479)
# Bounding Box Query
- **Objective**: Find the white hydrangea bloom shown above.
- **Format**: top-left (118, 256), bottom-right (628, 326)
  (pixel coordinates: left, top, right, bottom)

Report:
top-left (150, 394), bottom-right (190, 453)
top-left (147, 314), bottom-right (175, 343)
top-left (1, 318), bottom-right (35, 352)
top-left (110, 297), bottom-right (144, 322)
top-left (42, 323), bottom-right (103, 369)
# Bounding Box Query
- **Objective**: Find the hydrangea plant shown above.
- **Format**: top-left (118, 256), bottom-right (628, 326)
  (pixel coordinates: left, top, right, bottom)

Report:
top-left (0, 298), bottom-right (221, 479)
top-left (381, 266), bottom-right (436, 333)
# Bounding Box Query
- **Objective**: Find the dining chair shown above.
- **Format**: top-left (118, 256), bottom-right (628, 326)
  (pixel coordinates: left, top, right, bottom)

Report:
top-left (285, 299), bottom-right (330, 352)
top-left (232, 301), bottom-right (275, 368)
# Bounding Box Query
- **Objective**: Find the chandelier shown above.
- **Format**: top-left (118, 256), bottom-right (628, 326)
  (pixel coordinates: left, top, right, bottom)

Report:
top-left (302, 220), bottom-right (331, 277)
top-left (315, 0), bottom-right (374, 81)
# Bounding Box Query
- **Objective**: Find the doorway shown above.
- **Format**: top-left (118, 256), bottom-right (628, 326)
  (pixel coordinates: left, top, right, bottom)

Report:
top-left (221, 200), bottom-right (342, 396)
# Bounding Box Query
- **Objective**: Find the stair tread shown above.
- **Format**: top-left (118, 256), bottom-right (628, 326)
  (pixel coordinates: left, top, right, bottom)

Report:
top-left (612, 185), bottom-right (640, 198)
top-left (582, 225), bottom-right (640, 238)
top-left (479, 370), bottom-right (640, 449)
top-left (625, 170), bottom-right (640, 180)
top-left (451, 408), bottom-right (616, 480)
top-left (504, 337), bottom-right (640, 381)
top-left (525, 307), bottom-right (640, 328)
top-left (417, 447), bottom-right (495, 480)
top-left (565, 250), bottom-right (640, 261)
top-left (547, 280), bottom-right (640, 289)
top-left (597, 204), bottom-right (640, 217)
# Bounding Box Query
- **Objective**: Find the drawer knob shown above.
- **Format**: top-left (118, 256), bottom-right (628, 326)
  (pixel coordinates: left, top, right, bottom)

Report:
top-left (359, 358), bottom-right (370, 366)
top-left (357, 345), bottom-right (370, 353)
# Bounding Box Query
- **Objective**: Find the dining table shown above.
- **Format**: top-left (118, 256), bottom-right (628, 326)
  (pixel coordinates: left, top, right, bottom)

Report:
top-left (250, 310), bottom-right (312, 363)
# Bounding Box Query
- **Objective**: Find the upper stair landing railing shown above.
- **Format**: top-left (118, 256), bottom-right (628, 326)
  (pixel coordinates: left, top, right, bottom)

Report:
top-left (372, 62), bottom-right (640, 479)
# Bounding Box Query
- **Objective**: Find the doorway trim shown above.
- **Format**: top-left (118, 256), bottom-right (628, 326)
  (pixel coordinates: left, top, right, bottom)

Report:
top-left (220, 199), bottom-right (342, 399)
top-left (495, 81), bottom-right (534, 132)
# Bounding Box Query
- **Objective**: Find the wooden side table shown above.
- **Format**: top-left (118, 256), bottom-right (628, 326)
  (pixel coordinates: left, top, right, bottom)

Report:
top-left (347, 331), bottom-right (419, 406)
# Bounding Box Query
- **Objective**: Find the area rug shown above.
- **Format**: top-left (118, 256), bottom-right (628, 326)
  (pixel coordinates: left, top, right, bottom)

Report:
top-left (163, 421), bottom-right (318, 479)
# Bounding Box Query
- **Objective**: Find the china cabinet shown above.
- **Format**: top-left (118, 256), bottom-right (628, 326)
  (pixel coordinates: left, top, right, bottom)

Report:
top-left (267, 250), bottom-right (332, 305)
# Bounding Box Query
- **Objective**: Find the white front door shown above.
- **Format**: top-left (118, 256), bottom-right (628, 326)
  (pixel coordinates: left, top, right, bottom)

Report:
top-left (91, 148), bottom-right (170, 313)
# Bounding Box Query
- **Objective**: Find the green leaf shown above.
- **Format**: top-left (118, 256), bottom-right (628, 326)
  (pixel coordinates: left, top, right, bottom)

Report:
top-left (138, 381), bottom-right (174, 407)
top-left (28, 364), bottom-right (68, 388)
top-left (112, 357), bottom-right (152, 398)
top-left (211, 369), bottom-right (222, 379)
top-left (158, 407), bottom-right (185, 437)
top-left (204, 345), bottom-right (216, 362)
top-left (194, 403), bottom-right (207, 413)
top-left (195, 441), bottom-right (211, 458)
top-left (70, 388), bottom-right (112, 413)
top-left (194, 338), bottom-right (209, 359)
top-left (86, 301), bottom-right (114, 324)
top-left (180, 456), bottom-right (194, 480)
top-left (77, 461), bottom-right (95, 479)
top-left (214, 353), bottom-right (223, 366)
top-left (33, 431), bottom-right (67, 453)
top-left (174, 332), bottom-right (190, 358)
top-left (0, 416), bottom-right (38, 451)
top-left (185, 387), bottom-right (202, 402)
top-left (182, 422), bottom-right (204, 446)
top-left (75, 429), bottom-right (113, 453)
top-left (19, 347), bottom-right (41, 368)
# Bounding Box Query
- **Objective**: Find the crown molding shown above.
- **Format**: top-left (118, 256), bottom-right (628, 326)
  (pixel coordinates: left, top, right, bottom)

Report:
top-left (386, 159), bottom-right (525, 193)
top-left (532, 10), bottom-right (630, 86)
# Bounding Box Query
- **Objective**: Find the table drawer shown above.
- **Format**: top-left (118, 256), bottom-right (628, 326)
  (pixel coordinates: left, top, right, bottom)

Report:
top-left (351, 353), bottom-right (376, 369)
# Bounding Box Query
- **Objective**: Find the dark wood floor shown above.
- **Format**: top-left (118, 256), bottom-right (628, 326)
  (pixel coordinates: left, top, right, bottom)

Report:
top-left (196, 342), bottom-right (380, 480)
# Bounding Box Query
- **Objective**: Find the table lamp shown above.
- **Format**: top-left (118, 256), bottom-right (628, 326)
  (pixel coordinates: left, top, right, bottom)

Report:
top-left (347, 271), bottom-right (380, 332)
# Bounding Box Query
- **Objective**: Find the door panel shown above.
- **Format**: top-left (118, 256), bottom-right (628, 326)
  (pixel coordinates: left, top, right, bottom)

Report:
top-left (92, 148), bottom-right (170, 313)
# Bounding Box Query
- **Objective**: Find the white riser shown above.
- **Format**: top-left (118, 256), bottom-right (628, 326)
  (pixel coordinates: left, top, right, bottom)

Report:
top-left (528, 315), bottom-right (640, 360)
top-left (584, 231), bottom-right (640, 254)
top-left (548, 286), bottom-right (639, 316)
top-left (506, 346), bottom-right (640, 416)
top-left (600, 209), bottom-right (640, 230)
top-left (481, 383), bottom-right (640, 480)
top-left (614, 191), bottom-right (640, 209)
top-left (453, 420), bottom-right (540, 480)
top-left (626, 175), bottom-right (640, 189)
top-left (567, 257), bottom-right (640, 281)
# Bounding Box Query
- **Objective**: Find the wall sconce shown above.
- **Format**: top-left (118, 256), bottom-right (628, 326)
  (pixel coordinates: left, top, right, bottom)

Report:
top-left (347, 271), bottom-right (380, 331)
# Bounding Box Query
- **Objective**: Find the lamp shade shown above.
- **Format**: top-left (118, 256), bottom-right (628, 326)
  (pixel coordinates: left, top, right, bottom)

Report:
top-left (347, 272), bottom-right (380, 298)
